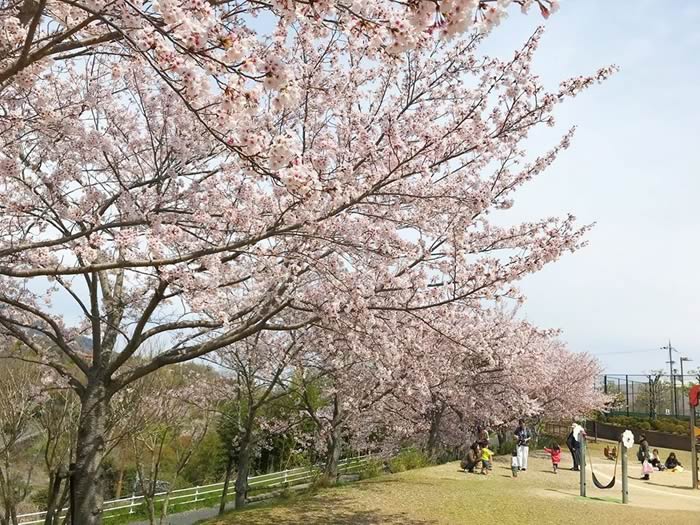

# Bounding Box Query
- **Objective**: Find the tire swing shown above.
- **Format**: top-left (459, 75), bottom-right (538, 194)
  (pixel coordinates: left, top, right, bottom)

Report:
top-left (587, 441), bottom-right (619, 489)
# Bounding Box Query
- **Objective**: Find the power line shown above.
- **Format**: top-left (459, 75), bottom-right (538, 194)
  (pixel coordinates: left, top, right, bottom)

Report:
top-left (592, 349), bottom-right (660, 356)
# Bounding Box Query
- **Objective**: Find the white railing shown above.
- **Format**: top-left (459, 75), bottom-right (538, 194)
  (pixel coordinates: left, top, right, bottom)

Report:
top-left (17, 455), bottom-right (372, 524)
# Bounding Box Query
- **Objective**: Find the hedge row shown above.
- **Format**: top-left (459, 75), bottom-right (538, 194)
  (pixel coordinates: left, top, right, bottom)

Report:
top-left (602, 415), bottom-right (690, 436)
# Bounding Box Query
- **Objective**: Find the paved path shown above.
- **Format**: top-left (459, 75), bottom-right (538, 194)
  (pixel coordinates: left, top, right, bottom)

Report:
top-left (130, 505), bottom-right (220, 525)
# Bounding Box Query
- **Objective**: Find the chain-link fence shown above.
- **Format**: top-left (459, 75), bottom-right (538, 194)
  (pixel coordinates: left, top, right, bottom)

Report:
top-left (600, 374), bottom-right (696, 419)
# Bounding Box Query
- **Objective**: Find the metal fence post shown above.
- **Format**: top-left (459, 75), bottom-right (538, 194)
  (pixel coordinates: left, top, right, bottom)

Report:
top-left (625, 375), bottom-right (630, 416)
top-left (579, 434), bottom-right (587, 497)
top-left (621, 438), bottom-right (629, 504)
top-left (691, 404), bottom-right (698, 490)
top-left (603, 375), bottom-right (608, 395)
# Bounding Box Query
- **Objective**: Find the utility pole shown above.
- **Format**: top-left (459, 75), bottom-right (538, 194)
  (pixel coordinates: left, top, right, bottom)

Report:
top-left (681, 357), bottom-right (692, 416)
top-left (681, 357), bottom-right (692, 387)
top-left (661, 340), bottom-right (678, 417)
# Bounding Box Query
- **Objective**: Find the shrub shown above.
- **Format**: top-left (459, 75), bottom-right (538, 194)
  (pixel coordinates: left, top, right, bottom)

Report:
top-left (399, 448), bottom-right (429, 470)
top-left (387, 457), bottom-right (406, 473)
top-left (29, 488), bottom-right (49, 511)
top-left (602, 414), bottom-right (690, 436)
top-left (359, 459), bottom-right (384, 480)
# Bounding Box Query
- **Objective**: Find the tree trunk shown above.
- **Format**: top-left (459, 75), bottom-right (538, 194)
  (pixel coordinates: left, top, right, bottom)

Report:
top-left (44, 471), bottom-right (64, 525)
top-left (234, 426), bottom-right (253, 510)
top-left (426, 405), bottom-right (445, 458)
top-left (497, 431), bottom-right (508, 451)
top-left (72, 380), bottom-right (109, 525)
top-left (323, 426), bottom-right (342, 482)
top-left (114, 469), bottom-right (124, 500)
top-left (218, 453), bottom-right (235, 516)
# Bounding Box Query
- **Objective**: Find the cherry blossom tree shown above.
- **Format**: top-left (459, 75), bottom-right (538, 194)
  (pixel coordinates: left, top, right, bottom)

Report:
top-left (364, 311), bottom-right (606, 455)
top-left (0, 0), bottom-right (615, 520)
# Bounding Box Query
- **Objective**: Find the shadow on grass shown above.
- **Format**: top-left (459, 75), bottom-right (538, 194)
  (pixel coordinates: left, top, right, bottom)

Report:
top-left (543, 489), bottom-right (621, 505)
top-left (642, 481), bottom-right (698, 491)
top-left (215, 490), bottom-right (436, 525)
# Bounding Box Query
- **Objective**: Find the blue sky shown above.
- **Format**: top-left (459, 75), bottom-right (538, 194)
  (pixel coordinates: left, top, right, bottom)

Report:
top-left (483, 1), bottom-right (700, 374)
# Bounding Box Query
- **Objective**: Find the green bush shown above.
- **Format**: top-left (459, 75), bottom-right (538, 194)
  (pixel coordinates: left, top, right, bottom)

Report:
top-left (358, 459), bottom-right (384, 480)
top-left (387, 447), bottom-right (430, 473)
top-left (30, 487), bottom-right (49, 511)
top-left (387, 457), bottom-right (406, 473)
top-left (400, 448), bottom-right (429, 470)
top-left (603, 415), bottom-right (690, 436)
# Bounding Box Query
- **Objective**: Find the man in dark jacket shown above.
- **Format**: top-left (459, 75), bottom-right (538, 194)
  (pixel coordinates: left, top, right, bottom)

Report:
top-left (566, 424), bottom-right (581, 471)
top-left (514, 419), bottom-right (531, 471)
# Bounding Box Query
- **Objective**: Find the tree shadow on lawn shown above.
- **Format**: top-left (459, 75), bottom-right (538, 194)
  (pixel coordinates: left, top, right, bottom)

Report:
top-left (642, 481), bottom-right (698, 491)
top-left (226, 492), bottom-right (436, 525)
top-left (543, 488), bottom-right (621, 505)
top-left (351, 478), bottom-right (434, 490)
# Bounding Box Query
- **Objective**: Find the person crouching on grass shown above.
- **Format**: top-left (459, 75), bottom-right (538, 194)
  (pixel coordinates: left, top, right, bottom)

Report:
top-left (481, 444), bottom-right (494, 475)
top-left (543, 442), bottom-right (562, 473)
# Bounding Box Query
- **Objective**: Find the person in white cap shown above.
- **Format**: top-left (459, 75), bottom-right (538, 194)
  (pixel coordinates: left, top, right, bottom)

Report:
top-left (566, 423), bottom-right (583, 471)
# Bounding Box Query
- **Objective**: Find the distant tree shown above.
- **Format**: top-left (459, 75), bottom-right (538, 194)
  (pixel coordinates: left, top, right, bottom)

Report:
top-left (0, 360), bottom-right (43, 525)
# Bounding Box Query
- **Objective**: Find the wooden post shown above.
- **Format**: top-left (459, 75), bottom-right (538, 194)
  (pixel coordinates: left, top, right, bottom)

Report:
top-left (69, 463), bottom-right (76, 525)
top-left (691, 405), bottom-right (698, 490)
top-left (579, 432), bottom-right (587, 497)
top-left (621, 439), bottom-right (629, 503)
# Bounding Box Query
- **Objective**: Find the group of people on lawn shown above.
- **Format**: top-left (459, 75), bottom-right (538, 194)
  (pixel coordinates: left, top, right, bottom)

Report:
top-left (462, 422), bottom-right (684, 481)
top-left (637, 433), bottom-right (684, 480)
top-left (461, 420), bottom-right (542, 476)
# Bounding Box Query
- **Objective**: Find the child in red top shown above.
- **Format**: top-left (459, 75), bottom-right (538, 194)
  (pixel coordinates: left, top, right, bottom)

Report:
top-left (544, 443), bottom-right (562, 473)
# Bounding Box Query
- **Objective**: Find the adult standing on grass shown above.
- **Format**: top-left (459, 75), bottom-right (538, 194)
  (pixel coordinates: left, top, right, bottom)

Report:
top-left (566, 423), bottom-right (582, 471)
top-left (476, 425), bottom-right (490, 448)
top-left (514, 419), bottom-right (532, 471)
top-left (638, 434), bottom-right (652, 480)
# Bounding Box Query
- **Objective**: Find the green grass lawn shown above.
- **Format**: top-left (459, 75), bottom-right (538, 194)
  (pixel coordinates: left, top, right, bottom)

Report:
top-left (202, 443), bottom-right (700, 525)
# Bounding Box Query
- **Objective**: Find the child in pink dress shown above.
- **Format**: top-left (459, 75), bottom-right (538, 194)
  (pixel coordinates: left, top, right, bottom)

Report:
top-left (544, 443), bottom-right (562, 473)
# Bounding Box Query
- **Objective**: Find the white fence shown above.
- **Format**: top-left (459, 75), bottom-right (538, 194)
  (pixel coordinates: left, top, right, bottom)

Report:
top-left (17, 455), bottom-right (372, 524)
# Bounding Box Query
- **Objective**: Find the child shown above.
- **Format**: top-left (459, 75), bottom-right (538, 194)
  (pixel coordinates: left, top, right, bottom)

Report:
top-left (665, 452), bottom-right (683, 472)
top-left (650, 449), bottom-right (665, 471)
top-left (543, 442), bottom-right (562, 473)
top-left (511, 448), bottom-right (519, 477)
top-left (609, 446), bottom-right (618, 461)
top-left (481, 445), bottom-right (494, 475)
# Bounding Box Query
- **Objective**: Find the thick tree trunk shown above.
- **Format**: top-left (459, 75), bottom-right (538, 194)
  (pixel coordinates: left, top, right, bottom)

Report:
top-left (234, 425), bottom-right (253, 510)
top-left (73, 380), bottom-right (109, 525)
top-left (426, 405), bottom-right (445, 458)
top-left (323, 426), bottom-right (342, 482)
top-left (218, 453), bottom-right (235, 515)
